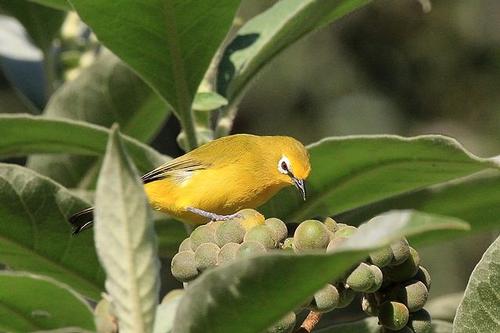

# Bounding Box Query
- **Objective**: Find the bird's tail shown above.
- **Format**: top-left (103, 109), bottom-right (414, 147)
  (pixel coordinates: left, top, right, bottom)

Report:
top-left (69, 207), bottom-right (94, 235)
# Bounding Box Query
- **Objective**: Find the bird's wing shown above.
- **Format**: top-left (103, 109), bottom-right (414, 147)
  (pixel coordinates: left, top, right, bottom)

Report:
top-left (141, 158), bottom-right (208, 184)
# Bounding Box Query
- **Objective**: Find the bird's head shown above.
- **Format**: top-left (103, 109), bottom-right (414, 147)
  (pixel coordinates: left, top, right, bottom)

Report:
top-left (269, 136), bottom-right (311, 200)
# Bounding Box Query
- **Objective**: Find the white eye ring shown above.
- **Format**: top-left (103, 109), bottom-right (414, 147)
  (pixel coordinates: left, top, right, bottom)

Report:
top-left (278, 156), bottom-right (291, 175)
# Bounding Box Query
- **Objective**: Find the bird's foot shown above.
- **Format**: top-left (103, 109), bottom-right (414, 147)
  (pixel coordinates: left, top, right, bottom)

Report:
top-left (186, 207), bottom-right (241, 222)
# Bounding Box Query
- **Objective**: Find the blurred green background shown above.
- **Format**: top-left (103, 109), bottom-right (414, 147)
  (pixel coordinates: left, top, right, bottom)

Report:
top-left (1, 0), bottom-right (499, 308)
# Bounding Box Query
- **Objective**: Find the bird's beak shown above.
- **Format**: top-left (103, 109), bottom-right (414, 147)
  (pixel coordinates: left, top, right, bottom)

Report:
top-left (292, 177), bottom-right (306, 201)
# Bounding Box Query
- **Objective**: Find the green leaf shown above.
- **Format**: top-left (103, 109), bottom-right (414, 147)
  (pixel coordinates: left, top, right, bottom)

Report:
top-left (316, 317), bottom-right (453, 333)
top-left (0, 271), bottom-right (94, 332)
top-left (426, 292), bottom-right (464, 322)
top-left (0, 114), bottom-right (169, 174)
top-left (68, 0), bottom-right (240, 116)
top-left (29, 0), bottom-right (70, 11)
top-left (453, 235), bottom-right (500, 333)
top-left (0, 163), bottom-right (104, 300)
top-left (339, 170), bottom-right (500, 232)
top-left (28, 52), bottom-right (170, 188)
top-left (94, 125), bottom-right (160, 333)
top-left (0, 0), bottom-right (65, 52)
top-left (192, 92), bottom-right (228, 111)
top-left (172, 210), bottom-right (468, 333)
top-left (262, 135), bottom-right (499, 222)
top-left (217, 0), bottom-right (371, 104)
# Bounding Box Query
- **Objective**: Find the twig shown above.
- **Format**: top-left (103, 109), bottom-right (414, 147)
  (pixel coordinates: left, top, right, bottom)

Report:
top-left (294, 311), bottom-right (323, 333)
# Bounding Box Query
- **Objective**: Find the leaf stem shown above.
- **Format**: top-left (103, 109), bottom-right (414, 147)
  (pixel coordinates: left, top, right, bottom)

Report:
top-left (295, 311), bottom-right (323, 333)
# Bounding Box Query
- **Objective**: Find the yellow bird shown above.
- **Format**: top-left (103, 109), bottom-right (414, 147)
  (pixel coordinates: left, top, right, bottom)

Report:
top-left (69, 134), bottom-right (311, 234)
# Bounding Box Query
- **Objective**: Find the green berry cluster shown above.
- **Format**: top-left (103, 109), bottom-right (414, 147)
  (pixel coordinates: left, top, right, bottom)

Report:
top-left (171, 212), bottom-right (432, 333)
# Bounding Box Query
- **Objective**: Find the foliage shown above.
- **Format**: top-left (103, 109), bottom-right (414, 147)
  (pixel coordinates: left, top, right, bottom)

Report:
top-left (0, 0), bottom-right (498, 332)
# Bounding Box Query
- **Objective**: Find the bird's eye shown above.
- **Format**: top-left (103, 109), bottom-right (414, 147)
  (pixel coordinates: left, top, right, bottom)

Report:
top-left (278, 156), bottom-right (291, 175)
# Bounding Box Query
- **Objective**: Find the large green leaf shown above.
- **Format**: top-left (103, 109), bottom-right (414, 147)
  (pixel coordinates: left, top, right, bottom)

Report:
top-left (0, 114), bottom-right (169, 174)
top-left (28, 52), bottom-right (170, 188)
top-left (216, 0), bottom-right (371, 121)
top-left (29, 0), bottom-right (70, 11)
top-left (0, 0), bottom-right (64, 52)
top-left (262, 135), bottom-right (499, 222)
top-left (338, 170), bottom-right (500, 232)
top-left (94, 126), bottom-right (160, 333)
top-left (0, 271), bottom-right (94, 332)
top-left (172, 210), bottom-right (468, 333)
top-left (316, 317), bottom-right (453, 333)
top-left (0, 163), bottom-right (104, 300)
top-left (453, 235), bottom-right (500, 333)
top-left (68, 0), bottom-right (240, 118)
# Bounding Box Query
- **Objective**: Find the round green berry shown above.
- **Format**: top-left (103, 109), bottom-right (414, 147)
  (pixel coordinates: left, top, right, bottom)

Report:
top-left (389, 281), bottom-right (429, 313)
top-left (335, 225), bottom-right (357, 237)
top-left (415, 266), bottom-right (431, 290)
top-left (366, 265), bottom-right (383, 293)
top-left (346, 263), bottom-right (375, 292)
top-left (390, 238), bottom-right (410, 266)
top-left (194, 243), bottom-right (220, 271)
top-left (265, 218), bottom-right (288, 242)
top-left (190, 225), bottom-right (216, 251)
top-left (294, 220), bottom-right (330, 251)
top-left (215, 219), bottom-right (246, 246)
top-left (309, 284), bottom-right (340, 313)
top-left (370, 246), bottom-right (394, 268)
top-left (266, 311), bottom-right (296, 333)
top-left (217, 242), bottom-right (240, 266)
top-left (407, 309), bottom-right (432, 333)
top-left (178, 238), bottom-right (192, 252)
top-left (385, 247), bottom-right (420, 282)
top-left (237, 241), bottom-right (267, 258)
top-left (171, 251), bottom-right (198, 282)
top-left (323, 217), bottom-right (338, 232)
top-left (244, 225), bottom-right (276, 249)
top-left (326, 236), bottom-right (348, 252)
top-left (378, 301), bottom-right (409, 330)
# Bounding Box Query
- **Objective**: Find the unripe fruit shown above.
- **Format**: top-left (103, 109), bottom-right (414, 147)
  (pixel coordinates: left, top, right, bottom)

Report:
top-left (390, 238), bottom-right (410, 265)
top-left (366, 265), bottom-right (384, 293)
top-left (407, 309), bottom-right (432, 333)
top-left (323, 217), bottom-right (338, 232)
top-left (326, 236), bottom-right (348, 252)
top-left (215, 220), bottom-right (246, 246)
top-left (266, 311), bottom-right (296, 333)
top-left (161, 289), bottom-right (184, 303)
top-left (235, 209), bottom-right (265, 231)
top-left (178, 238), bottom-right (192, 252)
top-left (335, 225), bottom-right (357, 237)
top-left (309, 284), bottom-right (340, 313)
top-left (194, 243), bottom-right (220, 271)
top-left (346, 263), bottom-right (375, 292)
top-left (415, 266), bottom-right (431, 290)
top-left (294, 220), bottom-right (330, 251)
top-left (385, 247), bottom-right (420, 282)
top-left (281, 237), bottom-right (294, 251)
top-left (237, 241), bottom-right (266, 258)
top-left (378, 301), bottom-right (409, 330)
top-left (217, 242), bottom-right (240, 266)
top-left (190, 225), bottom-right (216, 251)
top-left (171, 251), bottom-right (198, 282)
top-left (337, 285), bottom-right (356, 308)
top-left (265, 218), bottom-right (288, 242)
top-left (244, 225), bottom-right (276, 249)
top-left (370, 246), bottom-right (394, 268)
top-left (389, 281), bottom-right (429, 313)
top-left (361, 293), bottom-right (379, 316)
